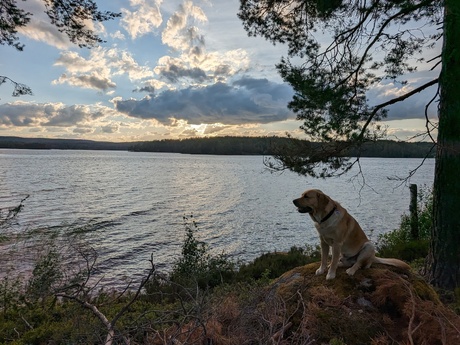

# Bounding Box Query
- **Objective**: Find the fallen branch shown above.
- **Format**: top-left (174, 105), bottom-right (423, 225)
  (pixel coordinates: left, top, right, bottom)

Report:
top-left (57, 253), bottom-right (156, 345)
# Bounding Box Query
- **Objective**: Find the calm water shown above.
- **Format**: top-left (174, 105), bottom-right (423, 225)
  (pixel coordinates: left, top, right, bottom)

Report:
top-left (0, 150), bottom-right (435, 288)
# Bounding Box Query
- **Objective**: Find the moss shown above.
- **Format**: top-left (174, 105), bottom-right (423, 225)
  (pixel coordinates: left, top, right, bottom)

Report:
top-left (412, 276), bottom-right (441, 303)
top-left (312, 307), bottom-right (382, 345)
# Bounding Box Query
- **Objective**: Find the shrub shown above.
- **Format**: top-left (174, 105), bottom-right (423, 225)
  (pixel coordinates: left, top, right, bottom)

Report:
top-left (236, 245), bottom-right (320, 282)
top-left (0, 275), bottom-right (23, 315)
top-left (27, 247), bottom-right (63, 303)
top-left (377, 186), bottom-right (432, 262)
top-left (168, 216), bottom-right (236, 289)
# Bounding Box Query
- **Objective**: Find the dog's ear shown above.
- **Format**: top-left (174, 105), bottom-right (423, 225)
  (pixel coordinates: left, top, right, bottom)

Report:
top-left (316, 191), bottom-right (329, 209)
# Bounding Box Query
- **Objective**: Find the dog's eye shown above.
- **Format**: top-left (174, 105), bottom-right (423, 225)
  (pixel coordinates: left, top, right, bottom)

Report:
top-left (303, 195), bottom-right (309, 199)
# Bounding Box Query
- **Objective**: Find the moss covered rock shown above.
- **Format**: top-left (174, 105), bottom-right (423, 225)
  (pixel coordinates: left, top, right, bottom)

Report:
top-left (264, 263), bottom-right (459, 344)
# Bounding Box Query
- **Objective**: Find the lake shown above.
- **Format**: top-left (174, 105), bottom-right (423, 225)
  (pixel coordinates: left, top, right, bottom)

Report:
top-left (0, 149), bottom-right (435, 288)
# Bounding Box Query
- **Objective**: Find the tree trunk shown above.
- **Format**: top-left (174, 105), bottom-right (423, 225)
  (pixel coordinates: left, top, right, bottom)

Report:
top-left (429, 0), bottom-right (460, 290)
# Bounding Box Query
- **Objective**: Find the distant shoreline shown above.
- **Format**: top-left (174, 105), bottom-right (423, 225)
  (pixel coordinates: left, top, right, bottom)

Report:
top-left (0, 135), bottom-right (435, 158)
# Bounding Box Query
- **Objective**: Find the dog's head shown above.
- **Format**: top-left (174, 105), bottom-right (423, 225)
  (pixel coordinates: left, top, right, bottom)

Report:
top-left (293, 189), bottom-right (330, 214)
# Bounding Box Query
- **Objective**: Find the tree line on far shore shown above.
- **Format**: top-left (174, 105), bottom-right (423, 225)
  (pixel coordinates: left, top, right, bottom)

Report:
top-left (130, 136), bottom-right (435, 158)
top-left (0, 135), bottom-right (435, 158)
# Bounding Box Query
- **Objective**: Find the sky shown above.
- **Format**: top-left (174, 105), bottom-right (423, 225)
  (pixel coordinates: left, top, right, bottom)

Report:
top-left (0, 0), bottom-right (441, 142)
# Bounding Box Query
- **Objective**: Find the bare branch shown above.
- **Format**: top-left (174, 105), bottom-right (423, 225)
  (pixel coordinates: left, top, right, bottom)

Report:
top-left (359, 77), bottom-right (439, 140)
top-left (0, 76), bottom-right (33, 98)
top-left (57, 254), bottom-right (157, 345)
top-left (110, 254), bottom-right (156, 328)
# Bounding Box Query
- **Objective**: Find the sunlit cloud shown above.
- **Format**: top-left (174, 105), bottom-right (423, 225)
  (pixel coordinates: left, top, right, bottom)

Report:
top-left (161, 0), bottom-right (207, 51)
top-left (105, 49), bottom-right (154, 81)
top-left (16, 0), bottom-right (73, 50)
top-left (121, 0), bottom-right (163, 39)
top-left (110, 31), bottom-right (126, 40)
top-left (52, 47), bottom-right (154, 91)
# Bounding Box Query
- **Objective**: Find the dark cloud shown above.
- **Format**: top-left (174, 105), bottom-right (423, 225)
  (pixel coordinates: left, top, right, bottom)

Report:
top-left (134, 85), bottom-right (156, 93)
top-left (115, 77), bottom-right (294, 125)
top-left (56, 74), bottom-right (117, 91)
top-left (44, 105), bottom-right (101, 126)
top-left (214, 64), bottom-right (232, 76)
top-left (157, 63), bottom-right (208, 83)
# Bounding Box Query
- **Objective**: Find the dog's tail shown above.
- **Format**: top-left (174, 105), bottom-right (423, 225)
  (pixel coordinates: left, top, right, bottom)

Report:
top-left (373, 257), bottom-right (411, 270)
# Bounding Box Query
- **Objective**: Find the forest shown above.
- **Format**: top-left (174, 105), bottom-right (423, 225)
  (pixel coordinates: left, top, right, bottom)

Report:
top-left (129, 136), bottom-right (435, 158)
top-left (0, 136), bottom-right (130, 150)
top-left (0, 135), bottom-right (436, 158)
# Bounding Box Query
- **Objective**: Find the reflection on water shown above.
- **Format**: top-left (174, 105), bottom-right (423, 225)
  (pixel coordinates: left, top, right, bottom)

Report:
top-left (0, 150), bottom-right (435, 288)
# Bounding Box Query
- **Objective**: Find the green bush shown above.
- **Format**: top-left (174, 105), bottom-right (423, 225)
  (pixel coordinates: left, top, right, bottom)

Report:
top-left (236, 245), bottom-right (320, 282)
top-left (27, 247), bottom-right (63, 302)
top-left (164, 216), bottom-right (236, 290)
top-left (377, 186), bottom-right (432, 262)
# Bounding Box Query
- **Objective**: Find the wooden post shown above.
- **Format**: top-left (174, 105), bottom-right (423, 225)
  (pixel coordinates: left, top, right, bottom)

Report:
top-left (409, 184), bottom-right (419, 240)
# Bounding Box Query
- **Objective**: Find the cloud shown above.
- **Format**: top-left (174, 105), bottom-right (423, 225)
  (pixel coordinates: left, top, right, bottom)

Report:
top-left (16, 0), bottom-right (73, 49)
top-left (53, 73), bottom-right (117, 91)
top-left (73, 127), bottom-right (94, 134)
top-left (54, 51), bottom-right (100, 73)
top-left (115, 77), bottom-right (294, 125)
top-left (121, 0), bottom-right (163, 39)
top-left (132, 78), bottom-right (169, 93)
top-left (111, 31), bottom-right (126, 40)
top-left (106, 50), bottom-right (154, 80)
top-left (153, 48), bottom-right (250, 87)
top-left (0, 101), bottom-right (108, 128)
top-left (16, 0), bottom-right (110, 50)
top-left (134, 85), bottom-right (155, 94)
top-left (202, 124), bottom-right (229, 135)
top-left (53, 47), bottom-right (154, 91)
top-left (154, 56), bottom-right (208, 83)
top-left (150, 1), bottom-right (253, 89)
top-left (101, 124), bottom-right (120, 133)
top-left (161, 1), bottom-right (207, 51)
top-left (179, 128), bottom-right (199, 137)
top-left (368, 75), bottom-right (439, 121)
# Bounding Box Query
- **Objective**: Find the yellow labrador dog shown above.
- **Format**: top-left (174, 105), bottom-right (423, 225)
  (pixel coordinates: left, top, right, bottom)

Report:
top-left (293, 189), bottom-right (410, 280)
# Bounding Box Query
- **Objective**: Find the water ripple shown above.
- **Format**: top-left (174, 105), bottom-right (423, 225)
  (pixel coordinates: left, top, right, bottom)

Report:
top-left (0, 150), bottom-right (435, 289)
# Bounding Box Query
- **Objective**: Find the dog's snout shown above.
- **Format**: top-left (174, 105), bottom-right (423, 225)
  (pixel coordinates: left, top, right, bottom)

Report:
top-left (293, 199), bottom-right (299, 207)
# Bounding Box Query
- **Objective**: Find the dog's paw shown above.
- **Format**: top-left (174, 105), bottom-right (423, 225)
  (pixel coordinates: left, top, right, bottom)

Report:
top-left (326, 271), bottom-right (336, 280)
top-left (315, 267), bottom-right (326, 275)
top-left (346, 267), bottom-right (357, 276)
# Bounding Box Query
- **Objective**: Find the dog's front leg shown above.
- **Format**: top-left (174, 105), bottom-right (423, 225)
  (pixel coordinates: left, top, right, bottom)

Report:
top-left (326, 244), bottom-right (341, 280)
top-left (316, 237), bottom-right (329, 276)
